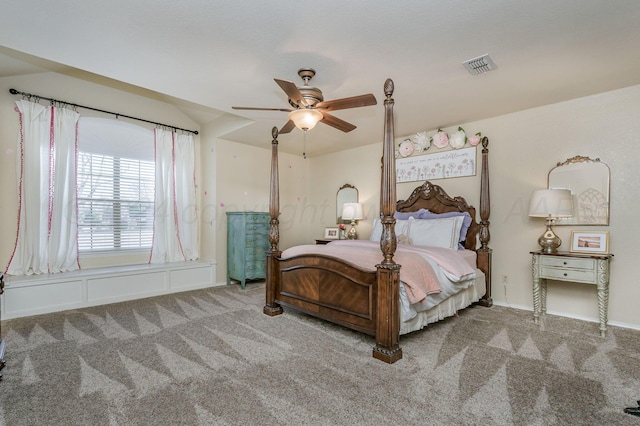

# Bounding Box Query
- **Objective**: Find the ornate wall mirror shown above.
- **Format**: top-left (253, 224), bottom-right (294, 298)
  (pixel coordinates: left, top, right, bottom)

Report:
top-left (336, 183), bottom-right (358, 224)
top-left (548, 155), bottom-right (610, 225)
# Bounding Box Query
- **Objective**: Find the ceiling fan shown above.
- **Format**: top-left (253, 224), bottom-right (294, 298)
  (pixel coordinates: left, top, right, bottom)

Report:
top-left (232, 68), bottom-right (377, 134)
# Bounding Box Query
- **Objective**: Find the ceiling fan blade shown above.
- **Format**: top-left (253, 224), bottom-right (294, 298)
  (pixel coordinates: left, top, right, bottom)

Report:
top-left (315, 94), bottom-right (377, 111)
top-left (279, 120), bottom-right (296, 134)
top-left (232, 106), bottom-right (291, 112)
top-left (274, 78), bottom-right (308, 108)
top-left (320, 112), bottom-right (357, 133)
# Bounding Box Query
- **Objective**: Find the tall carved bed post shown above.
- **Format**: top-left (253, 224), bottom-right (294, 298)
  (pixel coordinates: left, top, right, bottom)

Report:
top-left (476, 136), bottom-right (493, 306)
top-left (372, 79), bottom-right (402, 363)
top-left (264, 127), bottom-right (283, 316)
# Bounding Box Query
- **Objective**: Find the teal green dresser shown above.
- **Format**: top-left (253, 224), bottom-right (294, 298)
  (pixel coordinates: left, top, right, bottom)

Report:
top-left (226, 212), bottom-right (270, 289)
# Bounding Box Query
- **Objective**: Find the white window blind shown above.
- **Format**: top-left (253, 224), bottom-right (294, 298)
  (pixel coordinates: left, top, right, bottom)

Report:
top-left (77, 117), bottom-right (155, 253)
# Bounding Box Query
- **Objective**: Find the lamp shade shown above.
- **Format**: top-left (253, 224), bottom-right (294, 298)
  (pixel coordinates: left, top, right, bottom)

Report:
top-left (528, 189), bottom-right (573, 218)
top-left (288, 109), bottom-right (323, 131)
top-left (342, 203), bottom-right (364, 221)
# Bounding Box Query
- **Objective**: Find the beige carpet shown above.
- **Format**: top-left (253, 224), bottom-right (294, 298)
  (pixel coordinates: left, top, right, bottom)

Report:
top-left (0, 282), bottom-right (639, 425)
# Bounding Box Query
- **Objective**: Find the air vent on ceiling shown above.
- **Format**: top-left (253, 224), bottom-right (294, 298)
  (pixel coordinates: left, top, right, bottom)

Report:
top-left (462, 54), bottom-right (497, 75)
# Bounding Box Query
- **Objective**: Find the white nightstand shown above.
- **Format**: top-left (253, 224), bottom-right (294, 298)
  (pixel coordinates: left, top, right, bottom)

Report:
top-left (531, 251), bottom-right (613, 337)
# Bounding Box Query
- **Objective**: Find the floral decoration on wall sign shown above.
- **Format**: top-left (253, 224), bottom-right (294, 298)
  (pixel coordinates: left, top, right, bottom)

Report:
top-left (432, 129), bottom-right (449, 149)
top-left (395, 126), bottom-right (485, 183)
top-left (395, 127), bottom-right (482, 158)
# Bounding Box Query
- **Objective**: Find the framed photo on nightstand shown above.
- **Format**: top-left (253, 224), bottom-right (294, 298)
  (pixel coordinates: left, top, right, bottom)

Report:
top-left (570, 231), bottom-right (609, 254)
top-left (324, 227), bottom-right (339, 240)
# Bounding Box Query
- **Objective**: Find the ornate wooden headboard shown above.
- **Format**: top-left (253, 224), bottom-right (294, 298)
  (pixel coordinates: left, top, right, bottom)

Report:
top-left (395, 181), bottom-right (479, 251)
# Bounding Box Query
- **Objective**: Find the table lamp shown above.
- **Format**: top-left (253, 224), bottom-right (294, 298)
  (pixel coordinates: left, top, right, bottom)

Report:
top-left (342, 202), bottom-right (364, 240)
top-left (528, 188), bottom-right (574, 253)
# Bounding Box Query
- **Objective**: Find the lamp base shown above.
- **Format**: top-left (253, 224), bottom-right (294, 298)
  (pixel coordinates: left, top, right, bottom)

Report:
top-left (538, 220), bottom-right (561, 253)
top-left (347, 221), bottom-right (358, 240)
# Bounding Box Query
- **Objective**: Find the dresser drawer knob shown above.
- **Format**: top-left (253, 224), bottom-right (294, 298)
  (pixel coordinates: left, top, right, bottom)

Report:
top-left (563, 273), bottom-right (568, 276)
top-left (563, 261), bottom-right (567, 265)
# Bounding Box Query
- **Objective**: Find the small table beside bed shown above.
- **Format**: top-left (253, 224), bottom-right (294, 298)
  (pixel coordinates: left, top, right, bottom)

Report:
top-left (263, 79), bottom-right (492, 363)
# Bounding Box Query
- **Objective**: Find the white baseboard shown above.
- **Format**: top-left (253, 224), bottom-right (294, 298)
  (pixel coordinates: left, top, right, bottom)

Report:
top-left (492, 300), bottom-right (640, 332)
top-left (2, 261), bottom-right (217, 320)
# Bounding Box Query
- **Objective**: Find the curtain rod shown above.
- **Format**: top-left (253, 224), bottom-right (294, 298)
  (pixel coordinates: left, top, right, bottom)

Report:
top-left (9, 88), bottom-right (199, 135)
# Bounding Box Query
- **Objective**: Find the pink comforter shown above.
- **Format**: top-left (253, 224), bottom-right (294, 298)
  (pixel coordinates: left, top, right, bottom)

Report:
top-left (280, 240), bottom-right (473, 304)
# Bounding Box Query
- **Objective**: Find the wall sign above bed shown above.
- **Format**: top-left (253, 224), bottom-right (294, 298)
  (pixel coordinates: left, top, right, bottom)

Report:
top-left (395, 127), bottom-right (481, 183)
top-left (396, 146), bottom-right (476, 182)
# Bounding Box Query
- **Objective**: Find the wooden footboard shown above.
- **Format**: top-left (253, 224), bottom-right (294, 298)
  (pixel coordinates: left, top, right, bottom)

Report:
top-left (272, 255), bottom-right (378, 335)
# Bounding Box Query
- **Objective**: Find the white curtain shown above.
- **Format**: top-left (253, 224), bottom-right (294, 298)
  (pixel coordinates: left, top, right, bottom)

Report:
top-left (6, 100), bottom-right (80, 275)
top-left (150, 129), bottom-right (199, 263)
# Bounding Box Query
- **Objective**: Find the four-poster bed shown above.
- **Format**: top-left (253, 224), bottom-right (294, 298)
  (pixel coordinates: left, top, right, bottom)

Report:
top-left (263, 79), bottom-right (492, 363)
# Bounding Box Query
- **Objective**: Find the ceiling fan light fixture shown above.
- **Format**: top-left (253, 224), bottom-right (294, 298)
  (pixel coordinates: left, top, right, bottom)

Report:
top-left (288, 109), bottom-right (323, 131)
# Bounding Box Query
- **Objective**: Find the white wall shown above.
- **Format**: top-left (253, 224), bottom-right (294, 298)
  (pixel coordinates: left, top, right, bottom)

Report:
top-left (303, 84), bottom-right (640, 330)
top-left (475, 84), bottom-right (639, 329)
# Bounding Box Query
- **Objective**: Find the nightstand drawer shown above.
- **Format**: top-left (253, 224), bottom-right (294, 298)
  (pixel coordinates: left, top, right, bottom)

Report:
top-left (540, 256), bottom-right (595, 270)
top-left (540, 266), bottom-right (596, 283)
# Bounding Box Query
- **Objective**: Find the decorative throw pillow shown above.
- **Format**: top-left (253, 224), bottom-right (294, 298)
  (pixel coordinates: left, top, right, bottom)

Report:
top-left (395, 209), bottom-right (472, 249)
top-left (369, 219), bottom-right (408, 241)
top-left (394, 208), bottom-right (431, 220)
top-left (405, 216), bottom-right (463, 250)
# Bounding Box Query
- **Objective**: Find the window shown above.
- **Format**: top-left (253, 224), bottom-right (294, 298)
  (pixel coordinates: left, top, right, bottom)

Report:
top-left (77, 118), bottom-right (155, 252)
top-left (77, 153), bottom-right (154, 251)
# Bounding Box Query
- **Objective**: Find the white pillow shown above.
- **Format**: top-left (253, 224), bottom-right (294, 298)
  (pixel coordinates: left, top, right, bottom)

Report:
top-left (369, 219), bottom-right (408, 241)
top-left (406, 216), bottom-right (463, 250)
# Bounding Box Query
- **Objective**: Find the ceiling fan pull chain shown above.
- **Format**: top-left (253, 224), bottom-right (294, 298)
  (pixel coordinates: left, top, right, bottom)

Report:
top-left (303, 130), bottom-right (307, 159)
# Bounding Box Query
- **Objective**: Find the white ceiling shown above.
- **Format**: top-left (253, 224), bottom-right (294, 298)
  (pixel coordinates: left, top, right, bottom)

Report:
top-left (1, 0), bottom-right (640, 157)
